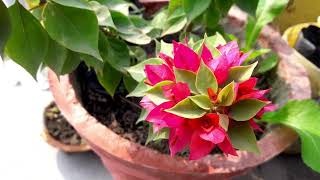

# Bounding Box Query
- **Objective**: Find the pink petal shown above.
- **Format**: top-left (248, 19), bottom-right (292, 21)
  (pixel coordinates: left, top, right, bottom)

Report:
top-left (199, 127), bottom-right (225, 144)
top-left (159, 53), bottom-right (174, 69)
top-left (213, 54), bottom-right (230, 84)
top-left (189, 132), bottom-right (215, 160)
top-left (169, 125), bottom-right (192, 156)
top-left (162, 82), bottom-right (191, 103)
top-left (249, 119), bottom-right (263, 132)
top-left (217, 41), bottom-right (238, 55)
top-left (238, 77), bottom-right (258, 95)
top-left (217, 134), bottom-right (238, 156)
top-left (144, 64), bottom-right (175, 85)
top-left (146, 101), bottom-right (184, 129)
top-left (201, 44), bottom-right (213, 63)
top-left (256, 104), bottom-right (277, 119)
top-left (140, 96), bottom-right (157, 111)
top-left (237, 89), bottom-right (270, 101)
top-left (173, 41), bottom-right (200, 73)
top-left (238, 51), bottom-right (251, 65)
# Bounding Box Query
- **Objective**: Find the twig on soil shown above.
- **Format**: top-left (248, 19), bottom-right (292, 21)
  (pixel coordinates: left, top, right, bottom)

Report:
top-left (119, 96), bottom-right (142, 110)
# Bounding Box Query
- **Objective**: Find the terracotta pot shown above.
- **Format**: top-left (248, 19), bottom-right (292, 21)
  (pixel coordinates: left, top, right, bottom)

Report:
top-left (48, 7), bottom-right (311, 180)
top-left (42, 102), bottom-right (91, 153)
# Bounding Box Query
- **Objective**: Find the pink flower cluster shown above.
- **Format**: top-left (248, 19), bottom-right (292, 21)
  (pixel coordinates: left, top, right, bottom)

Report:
top-left (140, 40), bottom-right (276, 160)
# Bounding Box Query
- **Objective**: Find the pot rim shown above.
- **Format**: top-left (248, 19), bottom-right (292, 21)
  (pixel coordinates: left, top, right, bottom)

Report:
top-left (48, 6), bottom-right (311, 176)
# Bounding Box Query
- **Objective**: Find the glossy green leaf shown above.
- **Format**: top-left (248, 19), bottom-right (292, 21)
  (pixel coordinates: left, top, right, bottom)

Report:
top-left (60, 50), bottom-right (81, 74)
top-left (126, 58), bottom-right (163, 82)
top-left (230, 99), bottom-right (267, 121)
top-left (51, 0), bottom-right (91, 10)
top-left (165, 98), bottom-right (207, 119)
top-left (97, 0), bottom-right (136, 16)
top-left (136, 109), bottom-right (148, 124)
top-left (146, 81), bottom-right (174, 105)
top-left (151, 9), bottom-right (168, 29)
top-left (189, 95), bottom-right (212, 110)
top-left (129, 46), bottom-right (147, 62)
top-left (130, 16), bottom-right (153, 34)
top-left (256, 53), bottom-right (278, 74)
top-left (81, 54), bottom-right (103, 73)
top-left (216, 0), bottom-right (234, 16)
top-left (245, 0), bottom-right (288, 49)
top-left (159, 40), bottom-right (173, 57)
top-left (234, 0), bottom-right (259, 16)
top-left (146, 126), bottom-right (169, 144)
top-left (218, 113), bottom-right (229, 131)
top-left (0, 1), bottom-right (10, 57)
top-left (123, 74), bottom-right (138, 93)
top-left (196, 62), bottom-right (218, 94)
top-left (204, 2), bottom-right (220, 30)
top-left (97, 61), bottom-right (122, 96)
top-left (43, 2), bottom-right (101, 60)
top-left (44, 39), bottom-right (68, 76)
top-left (244, 48), bottom-right (271, 63)
top-left (182, 0), bottom-right (211, 23)
top-left (217, 81), bottom-right (235, 106)
top-left (162, 7), bottom-right (187, 36)
top-left (229, 121), bottom-right (259, 153)
top-left (168, 0), bottom-right (182, 14)
top-left (228, 61), bottom-right (258, 83)
top-left (174, 68), bottom-right (197, 94)
top-left (262, 100), bottom-right (320, 173)
top-left (89, 1), bottom-right (116, 28)
top-left (99, 33), bottom-right (130, 71)
top-left (5, 2), bottom-right (49, 78)
top-left (127, 80), bottom-right (151, 97)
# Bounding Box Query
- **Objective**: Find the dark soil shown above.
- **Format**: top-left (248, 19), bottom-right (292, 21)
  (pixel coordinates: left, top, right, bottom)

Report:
top-left (45, 102), bottom-right (85, 145)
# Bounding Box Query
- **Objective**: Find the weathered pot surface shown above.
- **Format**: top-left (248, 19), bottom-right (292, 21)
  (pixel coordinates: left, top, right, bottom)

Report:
top-left (48, 7), bottom-right (311, 180)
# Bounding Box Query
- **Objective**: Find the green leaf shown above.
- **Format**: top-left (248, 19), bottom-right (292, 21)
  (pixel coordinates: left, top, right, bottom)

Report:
top-left (44, 39), bottom-right (68, 75)
top-left (230, 99), bottom-right (268, 121)
top-left (218, 113), bottom-right (229, 131)
top-left (162, 7), bottom-right (187, 36)
top-left (256, 53), bottom-right (278, 74)
top-left (217, 81), bottom-right (235, 106)
top-left (174, 68), bottom-right (197, 94)
top-left (196, 61), bottom-right (218, 94)
top-left (194, 33), bottom-right (226, 57)
top-left (182, 0), bottom-right (211, 23)
top-left (234, 0), bottom-right (259, 16)
top-left (127, 80), bottom-right (151, 97)
top-left (146, 126), bottom-right (169, 144)
top-left (228, 61), bottom-right (258, 83)
top-left (51, 0), bottom-right (91, 10)
top-left (97, 61), bottom-right (122, 96)
top-left (130, 15), bottom-right (153, 34)
top-left (5, 2), bottom-right (49, 78)
top-left (244, 48), bottom-right (271, 63)
top-left (0, 1), bottom-right (10, 57)
top-left (146, 81), bottom-right (174, 105)
top-left (159, 40), bottom-right (173, 57)
top-left (165, 98), bottom-right (207, 119)
top-left (203, 2), bottom-right (220, 30)
top-left (81, 54), bottom-right (103, 73)
top-left (151, 9), bottom-right (168, 29)
top-left (189, 95), bottom-right (212, 110)
top-left (129, 46), bottom-right (147, 62)
top-left (126, 58), bottom-right (163, 82)
top-left (110, 11), bottom-right (151, 45)
top-left (60, 50), bottom-right (81, 74)
top-left (136, 109), bottom-right (148, 124)
top-left (123, 74), bottom-right (138, 93)
top-left (89, 1), bottom-right (116, 28)
top-left (216, 0), bottom-right (234, 16)
top-left (97, 0), bottom-right (136, 16)
top-left (229, 121), bottom-right (259, 153)
top-left (43, 2), bottom-right (101, 60)
top-left (168, 0), bottom-right (182, 14)
top-left (99, 33), bottom-right (130, 71)
top-left (262, 100), bottom-right (320, 173)
top-left (245, 0), bottom-right (288, 49)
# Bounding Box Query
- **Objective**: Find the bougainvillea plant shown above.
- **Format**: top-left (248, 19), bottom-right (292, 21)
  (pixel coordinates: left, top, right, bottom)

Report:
top-left (128, 35), bottom-right (276, 159)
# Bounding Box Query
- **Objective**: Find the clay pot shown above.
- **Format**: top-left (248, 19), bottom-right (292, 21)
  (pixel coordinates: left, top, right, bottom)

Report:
top-left (42, 102), bottom-right (91, 153)
top-left (48, 7), bottom-right (311, 180)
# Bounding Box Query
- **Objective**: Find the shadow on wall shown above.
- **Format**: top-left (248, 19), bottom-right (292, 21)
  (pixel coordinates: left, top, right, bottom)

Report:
top-left (56, 151), bottom-right (113, 180)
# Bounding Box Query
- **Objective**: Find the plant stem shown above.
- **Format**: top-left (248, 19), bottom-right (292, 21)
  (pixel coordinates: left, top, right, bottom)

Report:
top-left (119, 96), bottom-right (142, 110)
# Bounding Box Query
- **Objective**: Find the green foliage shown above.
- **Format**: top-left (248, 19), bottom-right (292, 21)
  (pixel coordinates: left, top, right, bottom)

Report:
top-left (174, 68), bottom-right (197, 94)
top-left (218, 113), bottom-right (229, 131)
top-left (183, 0), bottom-right (211, 23)
top-left (245, 0), bottom-right (289, 49)
top-left (97, 61), bottom-right (122, 96)
top-left (127, 58), bottom-right (163, 82)
top-left (262, 100), bottom-right (320, 173)
top-left (189, 95), bottom-right (212, 110)
top-left (234, 0), bottom-right (259, 16)
top-left (6, 2), bottom-right (49, 78)
top-left (146, 126), bottom-right (169, 144)
top-left (230, 99), bottom-right (267, 121)
top-left (196, 61), bottom-right (218, 94)
top-left (127, 80), bottom-right (151, 97)
top-left (162, 7), bottom-right (187, 36)
top-left (165, 98), bottom-right (207, 119)
top-left (217, 81), bottom-right (235, 106)
top-left (0, 1), bottom-right (10, 57)
top-left (244, 48), bottom-right (270, 63)
top-left (229, 121), bottom-right (259, 153)
top-left (256, 53), bottom-right (279, 74)
top-left (228, 62), bottom-right (258, 83)
top-left (146, 81), bottom-right (174, 105)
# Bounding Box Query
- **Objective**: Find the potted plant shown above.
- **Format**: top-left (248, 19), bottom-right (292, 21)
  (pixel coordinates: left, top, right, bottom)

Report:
top-left (1, 0), bottom-right (320, 179)
top-left (42, 101), bottom-right (91, 152)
